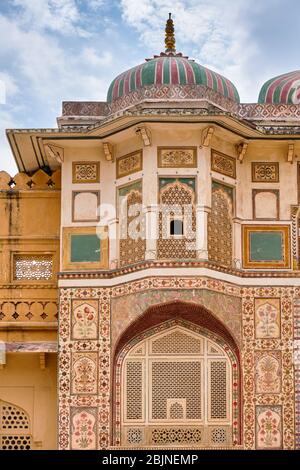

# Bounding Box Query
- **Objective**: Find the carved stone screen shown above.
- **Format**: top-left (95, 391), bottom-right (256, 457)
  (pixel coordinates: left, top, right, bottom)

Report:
top-left (0, 401), bottom-right (31, 450)
top-left (14, 255), bottom-right (53, 281)
top-left (122, 327), bottom-right (232, 447)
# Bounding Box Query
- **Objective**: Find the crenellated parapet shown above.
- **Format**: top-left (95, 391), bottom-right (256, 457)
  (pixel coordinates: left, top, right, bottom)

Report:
top-left (0, 169), bottom-right (61, 191)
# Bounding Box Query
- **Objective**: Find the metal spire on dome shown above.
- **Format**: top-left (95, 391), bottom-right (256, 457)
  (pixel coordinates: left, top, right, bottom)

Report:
top-left (165, 13), bottom-right (176, 53)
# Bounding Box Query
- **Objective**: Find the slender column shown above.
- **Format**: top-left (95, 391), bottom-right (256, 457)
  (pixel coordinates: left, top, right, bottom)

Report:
top-left (107, 217), bottom-right (119, 269)
top-left (196, 204), bottom-right (210, 259)
top-left (233, 217), bottom-right (242, 269)
top-left (145, 204), bottom-right (158, 260)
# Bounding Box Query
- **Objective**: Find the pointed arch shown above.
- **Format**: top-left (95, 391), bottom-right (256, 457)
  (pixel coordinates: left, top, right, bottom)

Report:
top-left (112, 301), bottom-right (241, 448)
top-left (0, 400), bottom-right (32, 450)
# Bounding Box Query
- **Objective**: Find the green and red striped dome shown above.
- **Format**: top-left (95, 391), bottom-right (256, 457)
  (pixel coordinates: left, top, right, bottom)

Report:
top-left (259, 70), bottom-right (300, 104)
top-left (107, 56), bottom-right (240, 104)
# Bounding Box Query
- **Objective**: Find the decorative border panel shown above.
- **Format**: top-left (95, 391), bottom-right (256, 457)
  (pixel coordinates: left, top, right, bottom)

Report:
top-left (58, 278), bottom-right (295, 450)
top-left (157, 147), bottom-right (197, 168)
top-left (72, 162), bottom-right (100, 184)
top-left (211, 150), bottom-right (236, 179)
top-left (62, 226), bottom-right (108, 271)
top-left (251, 162), bottom-right (279, 183)
top-left (242, 225), bottom-right (290, 269)
top-left (116, 150), bottom-right (143, 179)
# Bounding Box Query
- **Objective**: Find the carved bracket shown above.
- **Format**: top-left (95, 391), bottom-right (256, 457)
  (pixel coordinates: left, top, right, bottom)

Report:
top-left (103, 142), bottom-right (114, 162)
top-left (201, 127), bottom-right (214, 147)
top-left (43, 142), bottom-right (64, 164)
top-left (236, 141), bottom-right (248, 163)
top-left (287, 143), bottom-right (295, 163)
top-left (135, 126), bottom-right (152, 147)
top-left (39, 352), bottom-right (46, 370)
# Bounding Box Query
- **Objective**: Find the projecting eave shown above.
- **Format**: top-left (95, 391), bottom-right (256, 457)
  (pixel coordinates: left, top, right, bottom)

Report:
top-left (6, 127), bottom-right (95, 173)
top-left (7, 100), bottom-right (300, 173)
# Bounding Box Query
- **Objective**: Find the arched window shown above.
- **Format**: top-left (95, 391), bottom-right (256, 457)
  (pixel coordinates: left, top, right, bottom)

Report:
top-left (0, 400), bottom-right (32, 450)
top-left (121, 326), bottom-right (233, 448)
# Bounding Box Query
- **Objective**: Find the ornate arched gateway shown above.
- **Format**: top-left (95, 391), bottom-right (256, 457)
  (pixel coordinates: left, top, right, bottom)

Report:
top-left (113, 301), bottom-right (241, 449)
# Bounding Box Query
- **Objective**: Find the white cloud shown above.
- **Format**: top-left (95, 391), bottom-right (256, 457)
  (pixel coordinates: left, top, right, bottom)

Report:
top-left (88, 0), bottom-right (106, 10)
top-left (0, 13), bottom-right (112, 105)
top-left (11, 0), bottom-right (83, 35)
top-left (0, 108), bottom-right (18, 175)
top-left (0, 73), bottom-right (19, 98)
top-left (0, 80), bottom-right (6, 104)
top-left (120, 0), bottom-right (262, 101)
top-left (81, 48), bottom-right (113, 67)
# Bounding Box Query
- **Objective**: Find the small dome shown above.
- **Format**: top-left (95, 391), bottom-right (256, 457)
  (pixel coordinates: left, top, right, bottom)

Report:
top-left (107, 55), bottom-right (240, 104)
top-left (258, 70), bottom-right (300, 104)
top-left (106, 14), bottom-right (240, 108)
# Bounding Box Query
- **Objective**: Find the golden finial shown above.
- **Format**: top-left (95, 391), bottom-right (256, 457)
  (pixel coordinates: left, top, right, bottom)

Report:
top-left (165, 13), bottom-right (176, 53)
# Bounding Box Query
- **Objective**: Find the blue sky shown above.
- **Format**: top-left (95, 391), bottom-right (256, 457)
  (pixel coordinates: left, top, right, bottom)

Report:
top-left (0, 0), bottom-right (300, 175)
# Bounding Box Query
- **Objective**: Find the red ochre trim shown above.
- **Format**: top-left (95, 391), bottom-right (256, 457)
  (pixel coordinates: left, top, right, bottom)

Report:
top-left (124, 69), bottom-right (131, 95)
top-left (156, 58), bottom-right (163, 85)
top-left (135, 63), bottom-right (142, 89)
top-left (224, 77), bottom-right (235, 100)
top-left (205, 67), bottom-right (214, 90)
top-left (216, 73), bottom-right (225, 96)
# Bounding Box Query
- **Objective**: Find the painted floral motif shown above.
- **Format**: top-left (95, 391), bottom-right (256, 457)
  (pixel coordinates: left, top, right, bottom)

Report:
top-left (71, 409), bottom-right (96, 449)
top-left (72, 353), bottom-right (97, 394)
top-left (255, 352), bottom-right (281, 394)
top-left (72, 301), bottom-right (98, 339)
top-left (255, 299), bottom-right (280, 339)
top-left (256, 406), bottom-right (282, 449)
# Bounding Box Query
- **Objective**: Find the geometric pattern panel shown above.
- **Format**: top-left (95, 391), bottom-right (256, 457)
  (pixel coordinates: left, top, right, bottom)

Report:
top-left (116, 150), bottom-right (143, 179)
top-left (72, 162), bottom-right (100, 184)
top-left (157, 147), bottom-right (197, 168)
top-left (119, 181), bottom-right (146, 267)
top-left (157, 179), bottom-right (196, 260)
top-left (125, 361), bottom-right (143, 421)
top-left (119, 326), bottom-right (233, 448)
top-left (13, 254), bottom-right (53, 281)
top-left (151, 426), bottom-right (203, 445)
top-left (252, 162), bottom-right (279, 183)
top-left (122, 425), bottom-right (232, 447)
top-left (209, 360), bottom-right (228, 420)
top-left (0, 300), bottom-right (58, 322)
top-left (208, 182), bottom-right (233, 267)
top-left (151, 331), bottom-right (203, 355)
top-left (151, 361), bottom-right (202, 420)
top-left (211, 150), bottom-right (236, 178)
top-left (0, 401), bottom-right (31, 451)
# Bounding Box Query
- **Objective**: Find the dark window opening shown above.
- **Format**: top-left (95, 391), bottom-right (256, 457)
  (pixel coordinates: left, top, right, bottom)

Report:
top-left (170, 219), bottom-right (184, 236)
